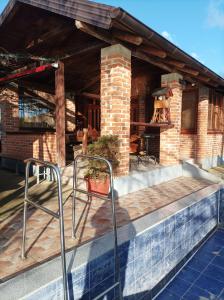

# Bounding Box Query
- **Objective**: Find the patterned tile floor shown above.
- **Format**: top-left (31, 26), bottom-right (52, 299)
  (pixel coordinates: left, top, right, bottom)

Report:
top-left (0, 169), bottom-right (213, 282)
top-left (155, 229), bottom-right (224, 300)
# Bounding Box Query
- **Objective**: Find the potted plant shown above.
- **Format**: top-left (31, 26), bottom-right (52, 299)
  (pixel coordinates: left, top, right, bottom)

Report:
top-left (85, 135), bottom-right (120, 195)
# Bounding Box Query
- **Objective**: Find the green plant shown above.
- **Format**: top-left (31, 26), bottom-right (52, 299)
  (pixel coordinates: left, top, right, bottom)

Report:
top-left (85, 135), bottom-right (120, 180)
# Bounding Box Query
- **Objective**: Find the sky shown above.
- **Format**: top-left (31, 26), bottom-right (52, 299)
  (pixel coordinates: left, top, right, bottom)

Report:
top-left (0, 0), bottom-right (223, 77)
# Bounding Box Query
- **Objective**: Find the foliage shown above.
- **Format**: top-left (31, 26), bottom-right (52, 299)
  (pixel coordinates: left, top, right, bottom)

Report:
top-left (85, 135), bottom-right (120, 180)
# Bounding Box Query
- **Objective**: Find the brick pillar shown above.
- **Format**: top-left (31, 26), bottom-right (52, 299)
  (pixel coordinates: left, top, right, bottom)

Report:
top-left (101, 44), bottom-right (131, 176)
top-left (160, 73), bottom-right (183, 165)
top-left (196, 85), bottom-right (209, 166)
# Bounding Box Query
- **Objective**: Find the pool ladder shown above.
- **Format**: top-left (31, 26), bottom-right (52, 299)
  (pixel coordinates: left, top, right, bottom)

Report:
top-left (21, 158), bottom-right (68, 299)
top-left (72, 154), bottom-right (122, 300)
top-left (21, 156), bottom-right (122, 300)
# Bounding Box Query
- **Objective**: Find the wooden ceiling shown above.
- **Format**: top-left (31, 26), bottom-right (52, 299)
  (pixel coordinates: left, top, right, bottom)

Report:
top-left (0, 1), bottom-right (223, 95)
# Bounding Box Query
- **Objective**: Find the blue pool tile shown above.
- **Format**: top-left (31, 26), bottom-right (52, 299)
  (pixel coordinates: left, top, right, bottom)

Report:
top-left (135, 271), bottom-right (152, 298)
top-left (194, 274), bottom-right (224, 295)
top-left (218, 289), bottom-right (224, 300)
top-left (68, 273), bottom-right (90, 299)
top-left (140, 290), bottom-right (152, 300)
top-left (212, 256), bottom-right (224, 269)
top-left (175, 208), bottom-right (189, 229)
top-left (204, 264), bottom-right (224, 283)
top-left (219, 248), bottom-right (224, 257)
top-left (201, 236), bottom-right (224, 254)
top-left (166, 277), bottom-right (191, 297)
top-left (178, 266), bottom-right (200, 283)
top-left (119, 245), bottom-right (135, 269)
top-left (183, 284), bottom-right (217, 300)
top-left (214, 229), bottom-right (224, 241)
top-left (120, 261), bottom-right (135, 295)
top-left (135, 230), bottom-right (151, 255)
top-left (164, 217), bottom-right (176, 256)
top-left (134, 252), bottom-right (151, 279)
top-left (89, 249), bottom-right (114, 271)
top-left (90, 257), bottom-right (114, 288)
top-left (151, 243), bottom-right (164, 267)
top-left (194, 247), bottom-right (217, 262)
top-left (155, 289), bottom-right (180, 300)
top-left (151, 261), bottom-right (165, 288)
top-left (90, 274), bottom-right (115, 300)
top-left (187, 257), bottom-right (208, 272)
top-left (150, 223), bottom-right (165, 242)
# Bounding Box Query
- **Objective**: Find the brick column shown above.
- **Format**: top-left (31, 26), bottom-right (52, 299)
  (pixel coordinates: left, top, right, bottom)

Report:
top-left (160, 73), bottom-right (183, 165)
top-left (196, 85), bottom-right (209, 166)
top-left (101, 44), bottom-right (131, 176)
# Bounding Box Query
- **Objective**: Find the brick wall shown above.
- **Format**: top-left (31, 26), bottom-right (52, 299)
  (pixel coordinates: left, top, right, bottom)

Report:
top-left (180, 134), bottom-right (197, 159)
top-left (101, 44), bottom-right (131, 176)
top-left (1, 133), bottom-right (56, 162)
top-left (160, 73), bottom-right (183, 165)
top-left (0, 88), bottom-right (20, 131)
top-left (0, 88), bottom-right (57, 163)
top-left (180, 86), bottom-right (223, 167)
top-left (207, 134), bottom-right (224, 158)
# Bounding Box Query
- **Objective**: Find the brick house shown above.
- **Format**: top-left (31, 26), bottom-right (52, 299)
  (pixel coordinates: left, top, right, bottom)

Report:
top-left (0, 0), bottom-right (223, 176)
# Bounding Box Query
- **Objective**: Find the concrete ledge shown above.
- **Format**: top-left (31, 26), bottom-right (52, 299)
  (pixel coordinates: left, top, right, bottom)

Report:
top-left (201, 155), bottom-right (224, 170)
top-left (183, 160), bottom-right (222, 183)
top-left (114, 164), bottom-right (183, 197)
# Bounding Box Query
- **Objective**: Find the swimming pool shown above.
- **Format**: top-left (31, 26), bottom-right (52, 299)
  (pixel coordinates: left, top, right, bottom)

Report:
top-left (1, 183), bottom-right (223, 300)
top-left (155, 228), bottom-right (224, 300)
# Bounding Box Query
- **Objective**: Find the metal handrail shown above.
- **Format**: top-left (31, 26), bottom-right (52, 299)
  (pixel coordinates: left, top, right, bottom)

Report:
top-left (21, 158), bottom-right (68, 300)
top-left (72, 154), bottom-right (122, 300)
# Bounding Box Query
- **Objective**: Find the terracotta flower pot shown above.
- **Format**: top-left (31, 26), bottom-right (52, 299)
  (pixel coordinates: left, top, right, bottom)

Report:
top-left (86, 176), bottom-right (110, 196)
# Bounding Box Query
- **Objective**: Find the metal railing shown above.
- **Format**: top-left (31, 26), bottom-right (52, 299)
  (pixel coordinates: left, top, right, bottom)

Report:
top-left (72, 154), bottom-right (122, 300)
top-left (21, 158), bottom-right (68, 300)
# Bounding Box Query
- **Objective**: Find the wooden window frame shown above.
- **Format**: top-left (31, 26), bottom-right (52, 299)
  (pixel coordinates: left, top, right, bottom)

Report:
top-left (208, 89), bottom-right (224, 133)
top-left (181, 88), bottom-right (198, 135)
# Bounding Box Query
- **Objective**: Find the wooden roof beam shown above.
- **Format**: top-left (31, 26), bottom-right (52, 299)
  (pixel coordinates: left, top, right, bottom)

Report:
top-left (26, 25), bottom-right (72, 50)
top-left (165, 59), bottom-right (185, 68)
top-left (79, 92), bottom-right (100, 99)
top-left (78, 75), bottom-right (100, 93)
top-left (176, 66), bottom-right (199, 76)
top-left (75, 21), bottom-right (172, 73)
top-left (133, 50), bottom-right (173, 72)
top-left (75, 20), bottom-right (112, 44)
top-left (112, 29), bottom-right (143, 46)
top-left (140, 45), bottom-right (167, 58)
top-left (197, 74), bottom-right (210, 82)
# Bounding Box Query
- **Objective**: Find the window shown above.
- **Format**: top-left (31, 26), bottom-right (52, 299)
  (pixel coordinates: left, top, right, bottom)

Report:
top-left (19, 89), bottom-right (55, 129)
top-left (208, 89), bottom-right (224, 132)
top-left (181, 89), bottom-right (198, 133)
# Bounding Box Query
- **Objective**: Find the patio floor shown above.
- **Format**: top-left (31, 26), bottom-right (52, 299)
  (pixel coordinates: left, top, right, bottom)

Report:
top-left (0, 169), bottom-right (213, 282)
top-left (208, 165), bottom-right (224, 180)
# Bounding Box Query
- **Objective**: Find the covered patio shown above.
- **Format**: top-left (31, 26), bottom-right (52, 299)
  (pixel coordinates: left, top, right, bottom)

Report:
top-left (1, 0), bottom-right (223, 176)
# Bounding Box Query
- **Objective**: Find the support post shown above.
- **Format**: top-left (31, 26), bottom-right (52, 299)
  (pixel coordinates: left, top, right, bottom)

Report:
top-left (55, 61), bottom-right (66, 167)
top-left (101, 44), bottom-right (131, 176)
top-left (196, 85), bottom-right (209, 167)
